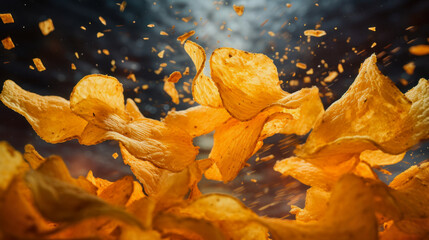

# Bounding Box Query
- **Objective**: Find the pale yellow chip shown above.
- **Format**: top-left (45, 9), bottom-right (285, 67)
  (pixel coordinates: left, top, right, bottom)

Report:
top-left (0, 13), bottom-right (14, 24)
top-left (39, 18), bottom-right (55, 36)
top-left (0, 80), bottom-right (87, 143)
top-left (177, 30), bottom-right (195, 44)
top-left (163, 79), bottom-right (180, 104)
top-left (163, 105), bottom-right (231, 137)
top-left (184, 41), bottom-right (223, 107)
top-left (2, 37), bottom-right (15, 50)
top-left (32, 58), bottom-right (46, 72)
top-left (233, 5), bottom-right (245, 16)
top-left (409, 44), bottom-right (429, 56)
top-left (303, 29), bottom-right (326, 37)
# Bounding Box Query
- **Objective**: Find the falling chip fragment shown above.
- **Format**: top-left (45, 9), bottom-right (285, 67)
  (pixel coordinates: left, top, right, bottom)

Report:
top-left (0, 13), bottom-right (14, 24)
top-left (38, 18), bottom-right (55, 36)
top-left (164, 79), bottom-right (180, 104)
top-left (32, 58), bottom-right (46, 72)
top-left (409, 44), bottom-right (429, 56)
top-left (97, 32), bottom-right (104, 38)
top-left (368, 27), bottom-right (376, 31)
top-left (296, 62), bottom-right (307, 69)
top-left (1, 37), bottom-right (15, 50)
top-left (160, 31), bottom-right (169, 36)
top-left (157, 50), bottom-right (165, 58)
top-left (147, 24), bottom-right (155, 27)
top-left (98, 16), bottom-right (106, 25)
top-left (167, 71), bottom-right (182, 83)
top-left (233, 4), bottom-right (244, 16)
top-left (304, 29), bottom-right (326, 37)
top-left (323, 71), bottom-right (338, 83)
top-left (403, 62), bottom-right (415, 75)
top-left (371, 42), bottom-right (377, 48)
top-left (177, 30), bottom-right (195, 44)
top-left (112, 152), bottom-right (119, 159)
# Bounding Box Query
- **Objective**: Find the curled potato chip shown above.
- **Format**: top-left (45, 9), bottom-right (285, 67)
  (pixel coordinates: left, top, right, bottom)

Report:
top-left (0, 80), bottom-right (87, 143)
top-left (258, 175), bottom-right (378, 240)
top-left (360, 150), bottom-right (405, 167)
top-left (185, 41), bottom-right (223, 107)
top-left (296, 55), bottom-right (428, 167)
top-left (25, 171), bottom-right (143, 228)
top-left (163, 105), bottom-right (231, 137)
top-left (0, 141), bottom-right (25, 194)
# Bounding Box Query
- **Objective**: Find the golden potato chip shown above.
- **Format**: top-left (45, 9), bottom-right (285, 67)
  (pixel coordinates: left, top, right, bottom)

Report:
top-left (25, 171), bottom-right (143, 228)
top-left (23, 144), bottom-right (45, 169)
top-left (185, 41), bottom-right (223, 107)
top-left (290, 187), bottom-right (330, 223)
top-left (2, 36), bottom-right (15, 50)
top-left (86, 170), bottom-right (113, 194)
top-left (233, 5), bottom-right (245, 16)
top-left (39, 18), bottom-right (55, 36)
top-left (163, 105), bottom-right (231, 137)
top-left (0, 141), bottom-right (25, 194)
top-left (0, 80), bottom-right (88, 143)
top-left (258, 175), bottom-right (378, 240)
top-left (177, 30), bottom-right (195, 44)
top-left (409, 44), bottom-right (429, 56)
top-left (163, 78), bottom-right (180, 104)
top-left (296, 55), bottom-right (428, 167)
top-left (0, 13), bottom-right (14, 24)
top-left (303, 29), bottom-right (326, 37)
top-left (205, 112), bottom-right (270, 182)
top-left (98, 175), bottom-right (134, 206)
top-left (167, 71), bottom-right (182, 83)
top-left (32, 58), bottom-right (46, 72)
top-left (359, 150), bottom-right (405, 167)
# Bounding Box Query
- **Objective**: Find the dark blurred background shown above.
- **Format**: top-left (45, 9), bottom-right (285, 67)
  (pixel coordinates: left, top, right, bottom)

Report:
top-left (1, 0), bottom-right (428, 218)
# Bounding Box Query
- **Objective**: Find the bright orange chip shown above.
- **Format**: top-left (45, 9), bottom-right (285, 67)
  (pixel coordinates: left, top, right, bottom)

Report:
top-left (177, 30), bottom-right (195, 44)
top-left (167, 71), bottom-right (182, 83)
top-left (32, 58), bottom-right (46, 72)
top-left (0, 13), bottom-right (14, 24)
top-left (38, 18), bottom-right (55, 36)
top-left (163, 79), bottom-right (180, 104)
top-left (2, 37), bottom-right (15, 50)
top-left (184, 41), bottom-right (223, 107)
top-left (409, 44), bottom-right (429, 56)
top-left (303, 29), bottom-right (326, 37)
top-left (233, 5), bottom-right (245, 16)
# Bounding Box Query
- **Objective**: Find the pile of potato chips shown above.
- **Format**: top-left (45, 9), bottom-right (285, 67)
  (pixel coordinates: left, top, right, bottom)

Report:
top-left (0, 39), bottom-right (428, 239)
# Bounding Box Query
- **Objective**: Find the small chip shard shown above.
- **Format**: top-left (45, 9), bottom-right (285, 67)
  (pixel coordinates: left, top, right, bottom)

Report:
top-left (286, 3), bottom-right (292, 8)
top-left (403, 62), bottom-right (415, 75)
top-left (296, 62), bottom-right (307, 70)
top-left (147, 24), bottom-right (155, 28)
top-left (160, 31), bottom-right (168, 36)
top-left (338, 63), bottom-right (344, 73)
top-left (32, 58), bottom-right (46, 72)
top-left (167, 71), bottom-right (182, 83)
top-left (39, 18), bottom-right (55, 36)
top-left (2, 37), bottom-right (15, 50)
top-left (112, 152), bottom-right (119, 159)
top-left (0, 13), bottom-right (14, 24)
top-left (157, 50), bottom-right (165, 58)
top-left (233, 4), bottom-right (244, 16)
top-left (177, 30), bottom-right (195, 44)
top-left (127, 73), bottom-right (137, 82)
top-left (99, 16), bottom-right (106, 25)
top-left (368, 27), bottom-right (376, 31)
top-left (304, 29), bottom-right (326, 37)
top-left (324, 71), bottom-right (338, 83)
top-left (71, 63), bottom-right (76, 70)
top-left (371, 42), bottom-right (377, 48)
top-left (164, 78), bottom-right (180, 104)
top-left (97, 32), bottom-right (104, 38)
top-left (409, 44), bottom-right (429, 56)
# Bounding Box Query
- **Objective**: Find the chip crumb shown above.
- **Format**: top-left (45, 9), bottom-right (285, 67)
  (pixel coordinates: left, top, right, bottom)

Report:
top-left (32, 58), bottom-right (46, 72)
top-left (98, 16), bottom-right (106, 25)
top-left (163, 78), bottom-right (180, 104)
top-left (134, 98), bottom-right (141, 103)
top-left (303, 76), bottom-right (311, 83)
top-left (112, 152), bottom-right (118, 159)
top-left (306, 68), bottom-right (314, 75)
top-left (296, 62), bottom-right (307, 69)
top-left (160, 31), bottom-right (168, 36)
top-left (324, 71), bottom-right (338, 83)
top-left (399, 78), bottom-right (408, 86)
top-left (167, 71), bottom-right (182, 83)
top-left (80, 26), bottom-right (86, 30)
top-left (233, 4), bottom-right (244, 16)
top-left (368, 27), bottom-right (376, 31)
top-left (304, 29), bottom-right (326, 37)
top-left (127, 73), bottom-right (137, 82)
top-left (160, 63), bottom-right (167, 67)
top-left (409, 44), bottom-right (429, 56)
top-left (39, 18), bottom-right (55, 36)
top-left (154, 67), bottom-right (163, 75)
top-left (147, 24), bottom-right (155, 27)
top-left (143, 37), bottom-right (149, 40)
top-left (102, 49), bottom-right (110, 55)
top-left (181, 16), bottom-right (193, 23)
top-left (289, 80), bottom-right (299, 87)
top-left (403, 62), bottom-right (415, 75)
top-left (158, 50), bottom-right (165, 58)
top-left (177, 30), bottom-right (195, 44)
top-left (260, 19), bottom-right (269, 27)
top-left (119, 1), bottom-right (127, 12)
top-left (183, 67), bottom-right (190, 75)
top-left (250, 179), bottom-right (257, 183)
top-left (286, 3), bottom-right (292, 8)
top-left (260, 154), bottom-right (275, 162)
top-left (71, 63), bottom-right (76, 70)
top-left (142, 84), bottom-right (149, 90)
top-left (0, 13), bottom-right (14, 24)
top-left (338, 63), bottom-right (344, 73)
top-left (371, 42), bottom-right (377, 48)
top-left (97, 32), bottom-right (104, 38)
top-left (268, 31), bottom-right (276, 37)
top-left (2, 37), bottom-right (15, 50)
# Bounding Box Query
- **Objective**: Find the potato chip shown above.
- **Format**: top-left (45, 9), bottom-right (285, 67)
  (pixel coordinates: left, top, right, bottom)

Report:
top-left (32, 58), bottom-right (46, 71)
top-left (39, 18), bottom-right (55, 35)
top-left (25, 171), bottom-right (143, 228)
top-left (163, 79), bottom-right (180, 104)
top-left (258, 175), bottom-right (378, 240)
top-left (177, 30), bottom-right (195, 44)
top-left (163, 105), bottom-right (230, 137)
top-left (0, 80), bottom-right (88, 143)
top-left (296, 55), bottom-right (428, 167)
top-left (185, 41), bottom-right (223, 107)
top-left (86, 170), bottom-right (113, 194)
top-left (98, 175), bottom-right (134, 206)
top-left (0, 13), bottom-right (14, 24)
top-left (303, 29), bottom-right (326, 37)
top-left (23, 144), bottom-right (45, 169)
top-left (1, 36), bottom-right (15, 50)
top-left (409, 44), bottom-right (429, 56)
top-left (233, 5), bottom-right (245, 16)
top-left (167, 71), bottom-right (182, 83)
top-left (0, 141), bottom-right (25, 194)
top-left (359, 150), bottom-right (405, 167)
top-left (290, 187), bottom-right (330, 223)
